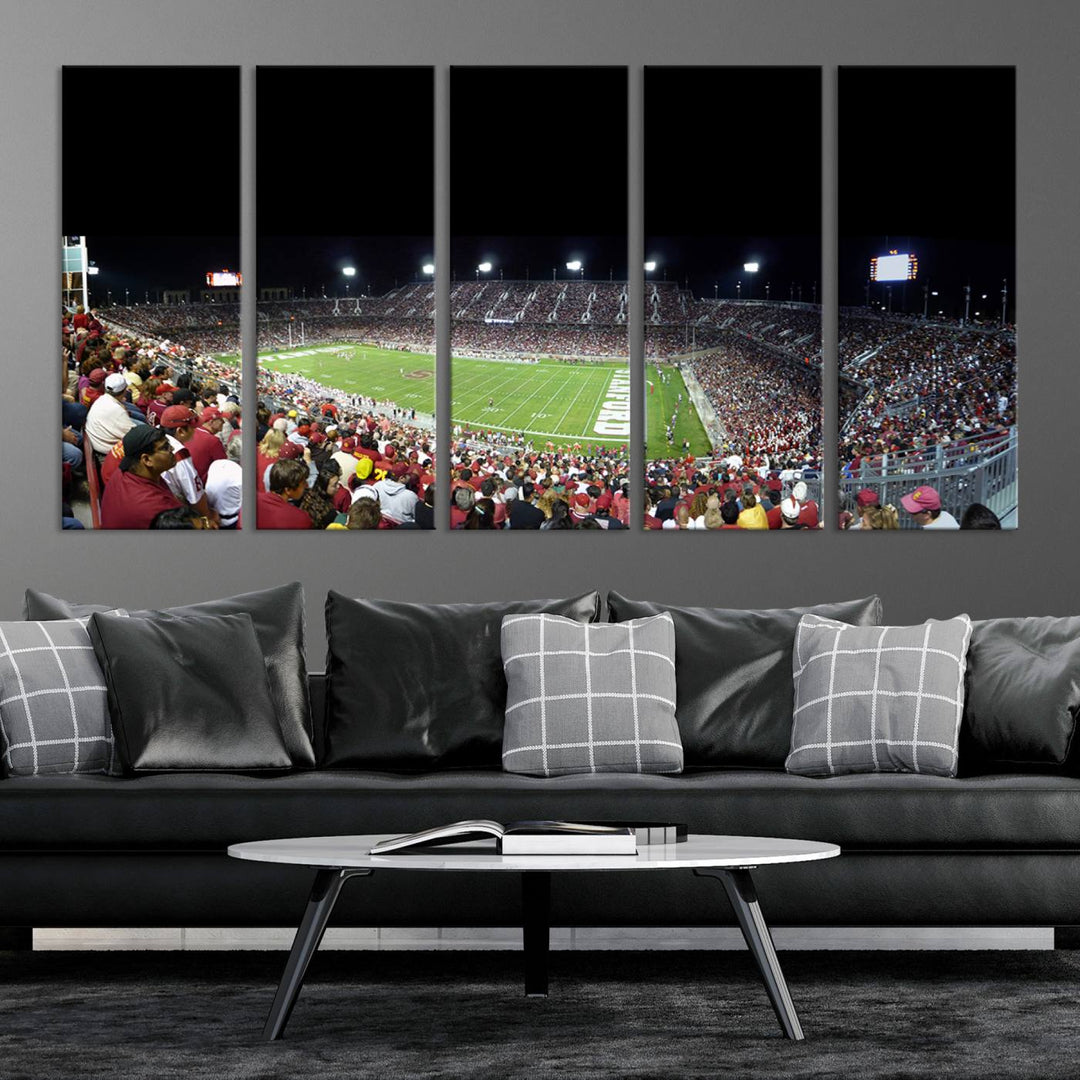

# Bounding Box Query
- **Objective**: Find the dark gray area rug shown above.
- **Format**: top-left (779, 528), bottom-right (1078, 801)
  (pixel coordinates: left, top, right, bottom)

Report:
top-left (0, 949), bottom-right (1075, 1079)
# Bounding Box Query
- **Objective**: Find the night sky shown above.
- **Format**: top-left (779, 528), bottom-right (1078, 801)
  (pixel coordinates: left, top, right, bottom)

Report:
top-left (63, 66), bottom-right (240, 238)
top-left (65, 65), bottom-right (1013, 315)
top-left (840, 66), bottom-right (1015, 318)
top-left (646, 67), bottom-right (822, 300)
top-left (64, 66), bottom-right (240, 304)
top-left (451, 67), bottom-right (627, 284)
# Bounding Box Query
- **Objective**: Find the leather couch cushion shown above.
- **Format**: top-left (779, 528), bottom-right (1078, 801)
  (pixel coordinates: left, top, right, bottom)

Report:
top-left (607, 594), bottom-right (883, 767)
top-left (2, 769), bottom-right (1078, 850)
top-left (960, 616), bottom-right (1080, 772)
top-left (24, 584), bottom-right (314, 768)
top-left (323, 591), bottom-right (601, 770)
top-left (89, 611), bottom-right (292, 773)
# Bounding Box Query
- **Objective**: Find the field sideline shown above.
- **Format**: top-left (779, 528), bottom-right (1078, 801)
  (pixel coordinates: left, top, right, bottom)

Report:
top-left (645, 362), bottom-right (712, 457)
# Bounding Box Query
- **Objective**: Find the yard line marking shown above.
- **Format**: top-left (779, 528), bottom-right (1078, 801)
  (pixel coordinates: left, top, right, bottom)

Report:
top-left (501, 368), bottom-right (591, 433)
top-left (448, 423), bottom-right (628, 444)
top-left (579, 366), bottom-right (619, 438)
top-left (450, 364), bottom-right (546, 402)
top-left (452, 366), bottom-right (554, 414)
top-left (551, 368), bottom-right (597, 432)
top-left (491, 370), bottom-right (566, 427)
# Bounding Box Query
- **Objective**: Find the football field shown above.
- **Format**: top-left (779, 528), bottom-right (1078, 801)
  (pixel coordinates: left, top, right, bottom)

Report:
top-left (645, 362), bottom-right (712, 458)
top-left (451, 356), bottom-right (630, 446)
top-left (221, 343), bottom-right (632, 448)
top-left (247, 344), bottom-right (436, 414)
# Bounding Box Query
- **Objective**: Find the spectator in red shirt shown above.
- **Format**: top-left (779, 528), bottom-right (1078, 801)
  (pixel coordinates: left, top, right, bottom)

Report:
top-left (179, 407), bottom-right (227, 482)
top-left (257, 459), bottom-right (312, 529)
top-left (100, 426), bottom-right (184, 530)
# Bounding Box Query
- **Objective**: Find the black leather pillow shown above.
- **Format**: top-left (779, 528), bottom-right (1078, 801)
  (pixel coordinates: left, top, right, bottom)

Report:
top-left (323, 590), bottom-right (601, 770)
top-left (24, 584), bottom-right (314, 768)
top-left (607, 593), bottom-right (883, 768)
top-left (959, 616), bottom-right (1080, 772)
top-left (88, 611), bottom-right (292, 773)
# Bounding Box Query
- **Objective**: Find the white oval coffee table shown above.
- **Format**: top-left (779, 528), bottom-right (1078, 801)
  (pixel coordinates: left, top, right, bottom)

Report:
top-left (230, 833), bottom-right (839, 1042)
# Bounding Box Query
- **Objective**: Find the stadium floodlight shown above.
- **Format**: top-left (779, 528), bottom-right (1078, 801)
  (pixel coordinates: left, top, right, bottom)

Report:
top-left (478, 262), bottom-right (492, 273)
top-left (566, 260), bottom-right (582, 272)
top-left (422, 264), bottom-right (435, 275)
top-left (743, 262), bottom-right (760, 273)
top-left (87, 264), bottom-right (100, 276)
top-left (644, 261), bottom-right (657, 272)
top-left (342, 267), bottom-right (357, 277)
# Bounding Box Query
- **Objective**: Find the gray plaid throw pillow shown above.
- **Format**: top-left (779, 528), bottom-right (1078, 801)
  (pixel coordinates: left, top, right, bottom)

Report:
top-left (0, 619), bottom-right (120, 776)
top-left (501, 612), bottom-right (683, 777)
top-left (786, 613), bottom-right (973, 778)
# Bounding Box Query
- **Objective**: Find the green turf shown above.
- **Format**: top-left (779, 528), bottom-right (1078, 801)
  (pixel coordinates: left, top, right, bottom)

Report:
top-left (645, 362), bottom-right (712, 458)
top-left (451, 355), bottom-right (629, 446)
top-left (254, 344), bottom-right (435, 414)
top-left (239, 343), bottom-right (633, 448)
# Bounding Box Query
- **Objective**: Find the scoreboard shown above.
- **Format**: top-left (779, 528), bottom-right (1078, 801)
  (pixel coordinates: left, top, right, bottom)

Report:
top-left (870, 251), bottom-right (918, 282)
top-left (206, 269), bottom-right (243, 287)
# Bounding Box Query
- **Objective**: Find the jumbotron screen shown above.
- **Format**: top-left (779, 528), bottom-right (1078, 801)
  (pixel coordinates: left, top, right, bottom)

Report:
top-left (870, 252), bottom-right (918, 282)
top-left (206, 270), bottom-right (243, 287)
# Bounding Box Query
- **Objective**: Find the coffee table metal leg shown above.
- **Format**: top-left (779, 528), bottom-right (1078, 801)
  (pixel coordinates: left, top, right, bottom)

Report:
top-left (694, 868), bottom-right (804, 1041)
top-left (263, 868), bottom-right (369, 1041)
top-left (522, 871), bottom-right (551, 996)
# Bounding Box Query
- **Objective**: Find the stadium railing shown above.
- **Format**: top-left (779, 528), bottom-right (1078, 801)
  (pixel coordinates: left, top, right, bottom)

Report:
top-left (80, 428), bottom-right (102, 530)
top-left (839, 428), bottom-right (1017, 528)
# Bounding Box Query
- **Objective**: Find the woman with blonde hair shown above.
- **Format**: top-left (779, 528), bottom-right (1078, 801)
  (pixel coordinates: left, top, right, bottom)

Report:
top-left (257, 429), bottom-right (286, 491)
top-left (862, 504), bottom-right (900, 530)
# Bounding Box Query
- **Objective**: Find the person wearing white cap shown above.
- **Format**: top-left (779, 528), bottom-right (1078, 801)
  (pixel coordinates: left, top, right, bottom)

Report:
top-left (85, 372), bottom-right (137, 455)
top-left (782, 480), bottom-right (820, 529)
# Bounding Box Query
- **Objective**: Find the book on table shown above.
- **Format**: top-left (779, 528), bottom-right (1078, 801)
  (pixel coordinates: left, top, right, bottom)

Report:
top-left (370, 820), bottom-right (640, 856)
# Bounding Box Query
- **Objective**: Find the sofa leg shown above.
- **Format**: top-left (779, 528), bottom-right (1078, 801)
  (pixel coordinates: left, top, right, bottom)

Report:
top-left (1054, 927), bottom-right (1080, 949)
top-left (0, 927), bottom-right (32, 951)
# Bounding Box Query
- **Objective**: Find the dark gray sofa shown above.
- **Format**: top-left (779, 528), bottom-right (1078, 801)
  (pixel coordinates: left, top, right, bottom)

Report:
top-left (5, 673), bottom-right (1080, 934)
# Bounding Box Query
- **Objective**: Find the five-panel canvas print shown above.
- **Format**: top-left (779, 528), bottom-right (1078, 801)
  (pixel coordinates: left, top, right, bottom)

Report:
top-left (60, 65), bottom-right (1016, 531)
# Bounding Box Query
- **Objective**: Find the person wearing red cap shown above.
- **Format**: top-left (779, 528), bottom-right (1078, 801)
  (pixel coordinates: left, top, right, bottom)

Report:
top-left (177, 407), bottom-right (228, 483)
top-left (845, 488), bottom-right (881, 530)
top-left (900, 485), bottom-right (959, 529)
top-left (80, 367), bottom-right (107, 409)
top-left (157, 406), bottom-right (219, 525)
top-left (569, 491), bottom-right (595, 525)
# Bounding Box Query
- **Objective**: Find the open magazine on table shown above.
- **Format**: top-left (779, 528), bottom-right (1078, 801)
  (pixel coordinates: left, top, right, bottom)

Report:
top-left (369, 820), bottom-right (687, 856)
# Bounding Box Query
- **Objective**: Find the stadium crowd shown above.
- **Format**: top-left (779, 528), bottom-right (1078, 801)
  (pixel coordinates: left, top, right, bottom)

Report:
top-left (838, 312), bottom-right (1016, 475)
top-left (445, 435), bottom-right (630, 530)
top-left (643, 464), bottom-right (821, 531)
top-left (61, 306), bottom-right (243, 529)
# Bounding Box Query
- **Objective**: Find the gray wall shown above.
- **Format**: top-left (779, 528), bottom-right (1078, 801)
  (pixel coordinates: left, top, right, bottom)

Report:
top-left (3, 0), bottom-right (1075, 660)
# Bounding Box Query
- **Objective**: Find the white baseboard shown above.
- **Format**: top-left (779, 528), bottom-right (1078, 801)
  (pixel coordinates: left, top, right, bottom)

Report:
top-left (31, 926), bottom-right (1054, 951)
